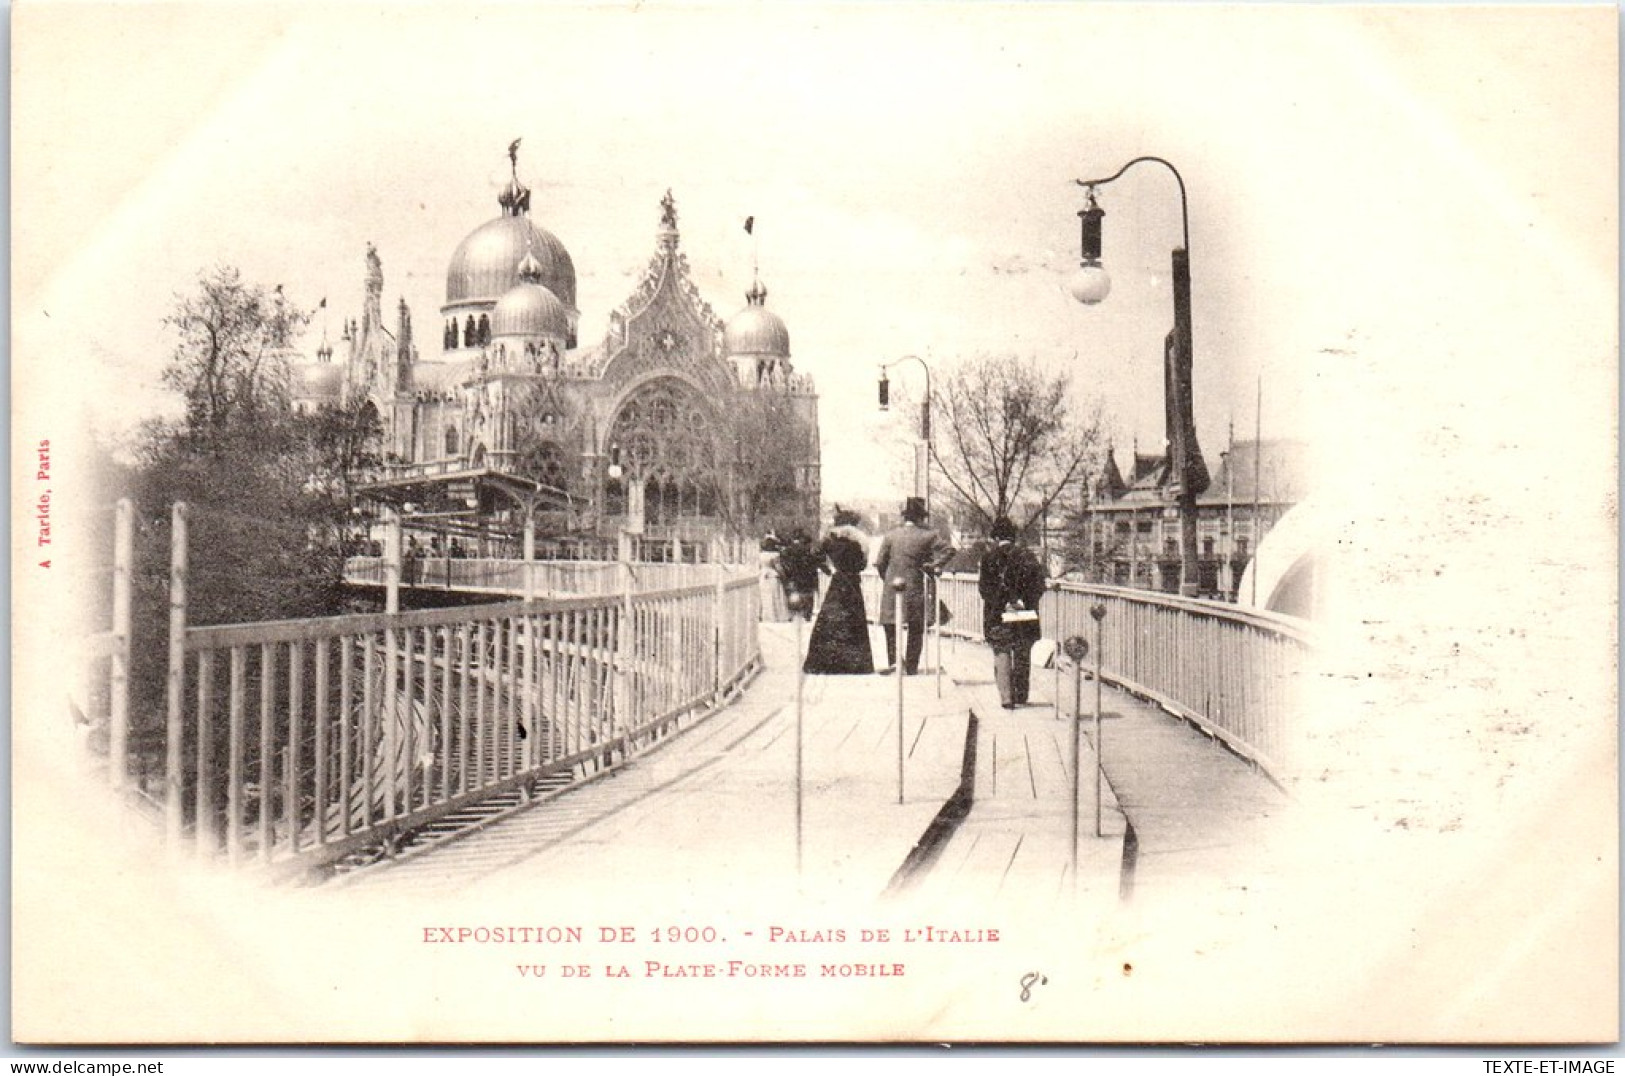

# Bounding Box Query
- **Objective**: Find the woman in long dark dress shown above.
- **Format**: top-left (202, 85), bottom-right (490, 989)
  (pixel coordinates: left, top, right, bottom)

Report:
top-left (803, 507), bottom-right (875, 674)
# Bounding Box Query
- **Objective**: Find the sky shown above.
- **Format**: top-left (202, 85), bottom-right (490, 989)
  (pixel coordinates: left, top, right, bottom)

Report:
top-left (12, 2), bottom-right (1616, 512)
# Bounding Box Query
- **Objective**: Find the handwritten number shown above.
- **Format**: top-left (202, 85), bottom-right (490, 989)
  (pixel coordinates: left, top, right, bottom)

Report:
top-left (1019, 971), bottom-right (1048, 1002)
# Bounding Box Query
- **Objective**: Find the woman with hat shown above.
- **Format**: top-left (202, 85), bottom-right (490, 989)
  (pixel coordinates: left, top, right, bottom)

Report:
top-left (803, 506), bottom-right (875, 674)
top-left (979, 516), bottom-right (1047, 708)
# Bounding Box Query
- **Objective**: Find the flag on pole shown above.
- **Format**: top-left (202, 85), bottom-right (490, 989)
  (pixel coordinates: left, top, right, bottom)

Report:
top-left (744, 216), bottom-right (754, 235)
top-left (318, 297), bottom-right (327, 309)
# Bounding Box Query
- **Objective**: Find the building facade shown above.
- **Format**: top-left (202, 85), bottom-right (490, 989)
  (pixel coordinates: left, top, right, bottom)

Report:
top-left (1073, 439), bottom-right (1308, 601)
top-left (293, 151), bottom-right (820, 560)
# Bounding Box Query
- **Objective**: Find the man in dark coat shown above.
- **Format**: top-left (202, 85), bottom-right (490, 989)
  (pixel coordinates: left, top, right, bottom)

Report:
top-left (978, 516), bottom-right (1047, 707)
top-left (874, 497), bottom-right (953, 675)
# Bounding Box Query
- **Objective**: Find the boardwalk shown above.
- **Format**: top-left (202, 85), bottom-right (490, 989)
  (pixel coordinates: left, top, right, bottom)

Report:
top-left (341, 621), bottom-right (972, 908)
top-left (343, 618), bottom-right (1289, 922)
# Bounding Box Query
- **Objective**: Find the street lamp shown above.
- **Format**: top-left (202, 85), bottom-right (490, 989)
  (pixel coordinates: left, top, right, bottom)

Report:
top-left (1070, 156), bottom-right (1210, 598)
top-left (877, 355), bottom-right (933, 507)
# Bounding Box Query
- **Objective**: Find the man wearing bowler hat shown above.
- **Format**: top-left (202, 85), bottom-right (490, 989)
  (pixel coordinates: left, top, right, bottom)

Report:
top-left (874, 496), bottom-right (952, 675)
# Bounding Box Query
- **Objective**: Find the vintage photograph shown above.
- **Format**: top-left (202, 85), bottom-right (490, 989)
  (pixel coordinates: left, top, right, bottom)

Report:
top-left (11, 2), bottom-right (1617, 1046)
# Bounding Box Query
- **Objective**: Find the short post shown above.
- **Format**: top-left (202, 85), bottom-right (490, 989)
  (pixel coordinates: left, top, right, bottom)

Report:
top-left (521, 511), bottom-right (537, 766)
top-left (109, 497), bottom-right (133, 791)
top-left (522, 509), bottom-right (536, 602)
top-left (1052, 645), bottom-right (1062, 722)
top-left (931, 574), bottom-right (943, 699)
top-left (1062, 634), bottom-right (1089, 896)
top-left (163, 502), bottom-right (189, 844)
top-left (616, 529), bottom-right (635, 730)
top-left (1090, 603), bottom-right (1108, 838)
top-left (384, 510), bottom-right (402, 615)
top-left (894, 583), bottom-right (906, 805)
top-left (712, 557), bottom-right (725, 702)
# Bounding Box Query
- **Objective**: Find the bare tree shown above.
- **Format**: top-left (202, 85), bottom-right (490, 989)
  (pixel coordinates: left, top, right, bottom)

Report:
top-left (162, 266), bottom-right (312, 440)
top-left (715, 387), bottom-right (817, 539)
top-left (931, 354), bottom-right (1104, 535)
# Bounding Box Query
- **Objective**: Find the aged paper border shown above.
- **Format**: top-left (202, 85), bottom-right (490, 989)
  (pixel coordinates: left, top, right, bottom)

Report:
top-left (9, 1), bottom-right (1619, 1047)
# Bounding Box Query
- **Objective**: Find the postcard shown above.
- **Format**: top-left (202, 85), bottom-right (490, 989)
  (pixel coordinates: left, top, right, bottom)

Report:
top-left (11, 2), bottom-right (1617, 1045)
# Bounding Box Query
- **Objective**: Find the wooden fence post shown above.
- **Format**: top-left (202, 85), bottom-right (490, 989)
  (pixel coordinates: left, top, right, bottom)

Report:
top-left (163, 502), bottom-right (189, 843)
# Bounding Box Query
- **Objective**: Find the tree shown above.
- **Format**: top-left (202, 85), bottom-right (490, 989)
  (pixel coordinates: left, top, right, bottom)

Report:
top-left (162, 266), bottom-right (311, 441)
top-left (931, 354), bottom-right (1105, 537)
top-left (115, 271), bottom-right (360, 749)
top-left (715, 388), bottom-right (818, 539)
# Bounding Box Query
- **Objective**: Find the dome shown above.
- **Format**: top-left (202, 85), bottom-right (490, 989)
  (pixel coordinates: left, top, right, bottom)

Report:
top-left (491, 281), bottom-right (570, 339)
top-left (446, 215), bottom-right (576, 309)
top-left (723, 281), bottom-right (790, 357)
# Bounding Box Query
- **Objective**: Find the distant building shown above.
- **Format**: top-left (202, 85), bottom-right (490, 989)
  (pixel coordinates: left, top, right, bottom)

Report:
top-left (1073, 439), bottom-right (1310, 600)
top-left (291, 148), bottom-right (820, 560)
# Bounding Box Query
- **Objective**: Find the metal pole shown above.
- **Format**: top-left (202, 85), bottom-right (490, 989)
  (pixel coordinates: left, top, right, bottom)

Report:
top-left (1094, 607), bottom-right (1105, 838)
top-left (1075, 159), bottom-right (1205, 598)
top-left (109, 497), bottom-right (133, 791)
top-left (1053, 646), bottom-right (1062, 723)
top-left (1172, 247), bottom-right (1201, 598)
top-left (895, 586), bottom-right (905, 805)
top-left (1071, 653), bottom-right (1081, 894)
top-left (163, 502), bottom-right (189, 844)
top-left (795, 609), bottom-right (804, 877)
top-left (932, 574), bottom-right (943, 698)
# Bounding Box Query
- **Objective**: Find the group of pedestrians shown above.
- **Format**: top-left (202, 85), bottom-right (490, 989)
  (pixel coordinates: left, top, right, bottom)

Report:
top-left (764, 498), bottom-right (1048, 708)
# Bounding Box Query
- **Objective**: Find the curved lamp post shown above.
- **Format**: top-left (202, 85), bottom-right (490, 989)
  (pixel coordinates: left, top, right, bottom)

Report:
top-left (1070, 156), bottom-right (1210, 598)
top-left (877, 354), bottom-right (933, 508)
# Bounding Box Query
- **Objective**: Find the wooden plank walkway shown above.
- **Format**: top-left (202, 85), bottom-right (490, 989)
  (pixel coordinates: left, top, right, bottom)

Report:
top-left (339, 621), bottom-right (973, 907)
top-left (917, 634), bottom-right (1289, 913)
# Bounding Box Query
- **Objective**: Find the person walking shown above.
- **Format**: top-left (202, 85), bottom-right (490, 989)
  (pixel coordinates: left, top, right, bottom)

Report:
top-left (803, 507), bottom-right (875, 674)
top-left (758, 532), bottom-right (788, 622)
top-left (874, 497), bottom-right (952, 676)
top-left (778, 530), bottom-right (822, 620)
top-left (978, 516), bottom-right (1047, 708)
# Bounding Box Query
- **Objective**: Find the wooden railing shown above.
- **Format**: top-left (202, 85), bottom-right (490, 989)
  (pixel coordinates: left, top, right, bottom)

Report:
top-left (344, 556), bottom-right (738, 598)
top-left (162, 576), bottom-right (761, 876)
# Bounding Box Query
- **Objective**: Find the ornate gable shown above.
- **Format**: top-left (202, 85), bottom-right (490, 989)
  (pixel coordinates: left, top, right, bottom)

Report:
top-left (593, 191), bottom-right (731, 396)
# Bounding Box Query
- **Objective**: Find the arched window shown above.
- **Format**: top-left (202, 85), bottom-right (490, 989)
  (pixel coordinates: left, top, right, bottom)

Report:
top-left (444, 320), bottom-right (458, 350)
top-left (478, 315), bottom-right (491, 346)
top-left (464, 316), bottom-right (478, 348)
top-left (444, 425), bottom-right (459, 457)
top-left (604, 379), bottom-right (720, 526)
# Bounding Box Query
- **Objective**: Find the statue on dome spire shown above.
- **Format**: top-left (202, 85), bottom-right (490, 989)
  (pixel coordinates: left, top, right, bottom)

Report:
top-left (498, 139), bottom-right (531, 217)
top-left (660, 189), bottom-right (678, 231)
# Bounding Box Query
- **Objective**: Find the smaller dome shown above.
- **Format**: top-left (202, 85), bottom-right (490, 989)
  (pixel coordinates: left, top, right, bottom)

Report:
top-left (724, 280), bottom-right (790, 357)
top-left (491, 281), bottom-right (570, 339)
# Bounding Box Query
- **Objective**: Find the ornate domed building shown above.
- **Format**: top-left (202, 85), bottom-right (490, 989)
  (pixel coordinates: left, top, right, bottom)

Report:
top-left (293, 146), bottom-right (820, 558)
